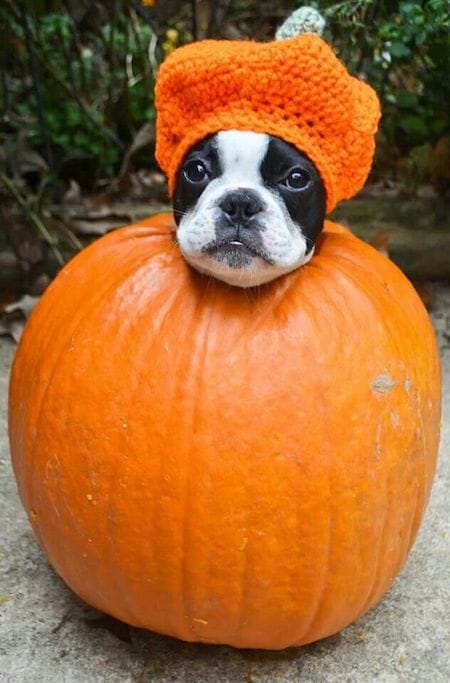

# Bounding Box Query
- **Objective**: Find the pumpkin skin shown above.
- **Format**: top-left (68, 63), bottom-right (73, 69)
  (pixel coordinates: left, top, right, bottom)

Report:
top-left (9, 214), bottom-right (441, 650)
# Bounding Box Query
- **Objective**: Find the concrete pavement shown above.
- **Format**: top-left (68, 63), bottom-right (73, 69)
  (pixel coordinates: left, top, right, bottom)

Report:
top-left (1, 286), bottom-right (449, 682)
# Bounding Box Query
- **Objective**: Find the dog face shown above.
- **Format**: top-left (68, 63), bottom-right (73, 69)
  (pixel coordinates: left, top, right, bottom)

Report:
top-left (173, 130), bottom-right (326, 287)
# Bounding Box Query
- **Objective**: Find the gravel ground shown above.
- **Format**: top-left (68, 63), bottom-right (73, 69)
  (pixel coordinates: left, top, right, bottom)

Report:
top-left (1, 285), bottom-right (449, 683)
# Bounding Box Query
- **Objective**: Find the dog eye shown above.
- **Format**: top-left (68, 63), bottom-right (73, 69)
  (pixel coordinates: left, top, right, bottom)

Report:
top-left (184, 160), bottom-right (208, 183)
top-left (284, 168), bottom-right (310, 190)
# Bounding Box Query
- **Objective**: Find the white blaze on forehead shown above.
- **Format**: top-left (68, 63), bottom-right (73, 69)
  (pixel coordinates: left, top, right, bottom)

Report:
top-left (216, 131), bottom-right (269, 185)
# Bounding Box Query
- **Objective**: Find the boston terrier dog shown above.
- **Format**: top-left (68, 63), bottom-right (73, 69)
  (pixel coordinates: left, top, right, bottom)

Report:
top-left (173, 130), bottom-right (326, 287)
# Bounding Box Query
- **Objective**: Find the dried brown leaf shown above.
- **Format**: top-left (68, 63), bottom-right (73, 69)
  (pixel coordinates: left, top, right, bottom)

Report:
top-left (119, 121), bottom-right (155, 177)
top-left (368, 229), bottom-right (390, 257)
top-left (0, 316), bottom-right (25, 343)
top-left (63, 179), bottom-right (83, 204)
top-left (5, 294), bottom-right (40, 318)
top-left (413, 282), bottom-right (435, 309)
top-left (69, 215), bottom-right (131, 236)
top-left (0, 294), bottom-right (40, 343)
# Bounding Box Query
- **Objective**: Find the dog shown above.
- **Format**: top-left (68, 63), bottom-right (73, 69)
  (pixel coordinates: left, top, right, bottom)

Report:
top-left (173, 130), bottom-right (326, 287)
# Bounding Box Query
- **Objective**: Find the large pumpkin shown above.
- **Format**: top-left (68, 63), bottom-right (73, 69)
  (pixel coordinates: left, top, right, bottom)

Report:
top-left (9, 214), bottom-right (441, 650)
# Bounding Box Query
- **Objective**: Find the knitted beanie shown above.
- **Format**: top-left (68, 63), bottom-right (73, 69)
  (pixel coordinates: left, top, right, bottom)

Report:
top-left (155, 7), bottom-right (380, 212)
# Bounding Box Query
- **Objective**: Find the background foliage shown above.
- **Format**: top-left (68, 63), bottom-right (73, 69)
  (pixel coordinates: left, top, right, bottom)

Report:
top-left (1, 0), bottom-right (449, 190)
top-left (0, 0), bottom-right (449, 304)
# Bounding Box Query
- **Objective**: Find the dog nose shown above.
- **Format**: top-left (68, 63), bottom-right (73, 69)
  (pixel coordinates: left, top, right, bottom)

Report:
top-left (219, 189), bottom-right (263, 223)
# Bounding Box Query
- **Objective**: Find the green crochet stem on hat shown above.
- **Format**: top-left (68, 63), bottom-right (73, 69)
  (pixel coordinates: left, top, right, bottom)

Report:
top-left (275, 7), bottom-right (326, 40)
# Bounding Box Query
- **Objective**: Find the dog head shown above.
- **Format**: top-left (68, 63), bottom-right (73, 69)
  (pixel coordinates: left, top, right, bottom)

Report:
top-left (173, 130), bottom-right (326, 287)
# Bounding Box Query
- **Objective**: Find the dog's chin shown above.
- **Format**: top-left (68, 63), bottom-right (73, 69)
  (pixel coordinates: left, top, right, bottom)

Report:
top-left (205, 239), bottom-right (271, 268)
top-left (180, 243), bottom-right (311, 288)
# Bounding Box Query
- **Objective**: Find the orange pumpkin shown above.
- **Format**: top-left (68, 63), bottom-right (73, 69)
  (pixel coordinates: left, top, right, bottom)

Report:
top-left (9, 214), bottom-right (441, 650)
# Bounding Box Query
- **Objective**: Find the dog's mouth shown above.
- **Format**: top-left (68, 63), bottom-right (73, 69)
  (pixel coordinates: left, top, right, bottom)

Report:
top-left (202, 239), bottom-right (273, 267)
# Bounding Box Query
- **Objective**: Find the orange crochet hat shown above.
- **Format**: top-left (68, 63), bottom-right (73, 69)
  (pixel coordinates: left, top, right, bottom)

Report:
top-left (155, 8), bottom-right (380, 212)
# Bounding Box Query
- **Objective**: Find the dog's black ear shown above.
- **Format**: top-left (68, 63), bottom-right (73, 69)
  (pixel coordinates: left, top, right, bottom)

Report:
top-left (173, 135), bottom-right (221, 224)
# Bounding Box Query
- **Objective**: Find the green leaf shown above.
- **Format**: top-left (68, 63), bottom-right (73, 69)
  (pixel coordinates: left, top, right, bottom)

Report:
top-left (389, 41), bottom-right (411, 58)
top-left (395, 92), bottom-right (419, 108)
top-left (399, 115), bottom-right (429, 137)
top-left (400, 3), bottom-right (416, 14)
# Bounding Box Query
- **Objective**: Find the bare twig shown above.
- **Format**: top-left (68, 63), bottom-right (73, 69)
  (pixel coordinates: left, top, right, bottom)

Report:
top-left (207, 0), bottom-right (219, 38)
top-left (129, 5), bottom-right (152, 89)
top-left (56, 220), bottom-right (84, 251)
top-left (62, 0), bottom-right (88, 91)
top-left (128, 0), bottom-right (159, 37)
top-left (148, 32), bottom-right (159, 76)
top-left (0, 66), bottom-right (8, 120)
top-left (107, 1), bottom-right (118, 109)
top-left (0, 172), bottom-right (65, 266)
top-left (19, 6), bottom-right (55, 172)
top-left (128, 0), bottom-right (162, 62)
top-left (35, 175), bottom-right (49, 216)
top-left (191, 0), bottom-right (198, 40)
